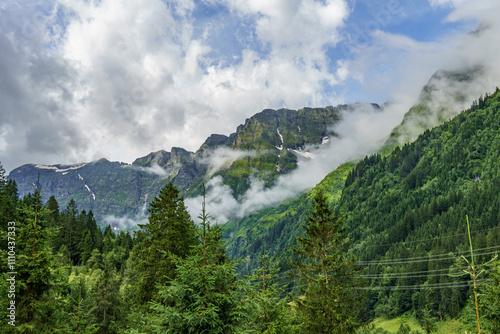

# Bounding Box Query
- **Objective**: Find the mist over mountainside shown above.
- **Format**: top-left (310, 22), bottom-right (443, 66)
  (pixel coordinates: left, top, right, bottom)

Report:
top-left (382, 66), bottom-right (489, 151)
top-left (8, 55), bottom-right (497, 231)
top-left (9, 60), bottom-right (496, 229)
top-left (9, 104), bottom-right (358, 226)
top-left (225, 86), bottom-right (500, 295)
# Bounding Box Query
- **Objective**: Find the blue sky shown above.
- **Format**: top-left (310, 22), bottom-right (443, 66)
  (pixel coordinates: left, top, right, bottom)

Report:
top-left (1, 0), bottom-right (499, 173)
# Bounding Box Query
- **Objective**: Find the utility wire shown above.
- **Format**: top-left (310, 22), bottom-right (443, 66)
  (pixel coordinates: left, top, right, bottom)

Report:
top-left (356, 245), bottom-right (500, 265)
top-left (356, 250), bottom-right (499, 266)
top-left (353, 224), bottom-right (500, 249)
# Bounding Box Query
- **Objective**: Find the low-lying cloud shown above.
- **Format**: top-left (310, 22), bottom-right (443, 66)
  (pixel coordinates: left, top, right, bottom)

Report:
top-left (186, 102), bottom-right (408, 223)
top-left (200, 147), bottom-right (258, 176)
top-left (128, 164), bottom-right (170, 177)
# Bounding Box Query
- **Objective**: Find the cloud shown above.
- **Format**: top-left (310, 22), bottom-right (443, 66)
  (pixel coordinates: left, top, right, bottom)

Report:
top-left (128, 164), bottom-right (170, 177)
top-left (200, 147), bottom-right (258, 176)
top-left (223, 0), bottom-right (348, 50)
top-left (0, 0), bottom-right (350, 172)
top-left (0, 6), bottom-right (89, 172)
top-left (429, 0), bottom-right (469, 7)
top-left (345, 11), bottom-right (500, 108)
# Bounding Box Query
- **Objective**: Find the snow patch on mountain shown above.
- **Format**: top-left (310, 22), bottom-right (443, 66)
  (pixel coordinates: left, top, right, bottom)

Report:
top-left (35, 164), bottom-right (87, 173)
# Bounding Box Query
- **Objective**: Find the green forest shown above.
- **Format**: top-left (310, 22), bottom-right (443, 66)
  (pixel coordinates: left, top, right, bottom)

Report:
top-left (1, 89), bottom-right (500, 333)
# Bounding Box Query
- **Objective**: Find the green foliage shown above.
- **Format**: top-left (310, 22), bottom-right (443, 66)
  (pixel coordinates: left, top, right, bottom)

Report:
top-left (150, 200), bottom-right (250, 333)
top-left (336, 90), bottom-right (500, 320)
top-left (0, 187), bottom-right (67, 332)
top-left (63, 269), bottom-right (100, 333)
top-left (292, 190), bottom-right (365, 333)
top-left (246, 251), bottom-right (297, 333)
top-left (480, 259), bottom-right (500, 333)
top-left (88, 257), bottom-right (123, 333)
top-left (224, 162), bottom-right (353, 279)
top-left (126, 182), bottom-right (197, 307)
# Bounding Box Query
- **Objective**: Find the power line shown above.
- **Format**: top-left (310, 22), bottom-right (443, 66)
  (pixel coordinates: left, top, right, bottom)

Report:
top-left (362, 266), bottom-right (468, 277)
top-left (248, 247), bottom-right (499, 281)
top-left (352, 224), bottom-right (500, 249)
top-left (356, 245), bottom-right (500, 265)
top-left (361, 268), bottom-right (475, 280)
top-left (356, 250), bottom-right (499, 266)
top-left (357, 280), bottom-right (488, 291)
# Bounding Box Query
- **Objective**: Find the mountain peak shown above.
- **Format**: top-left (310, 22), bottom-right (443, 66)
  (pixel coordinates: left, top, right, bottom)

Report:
top-left (132, 150), bottom-right (171, 167)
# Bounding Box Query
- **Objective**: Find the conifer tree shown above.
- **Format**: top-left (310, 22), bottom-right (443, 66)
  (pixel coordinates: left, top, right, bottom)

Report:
top-left (150, 196), bottom-right (250, 333)
top-left (247, 251), bottom-right (296, 333)
top-left (63, 271), bottom-right (99, 333)
top-left (88, 256), bottom-right (122, 334)
top-left (480, 259), bottom-right (500, 332)
top-left (291, 190), bottom-right (364, 334)
top-left (126, 182), bottom-right (197, 306)
top-left (0, 188), bottom-right (66, 332)
top-left (80, 230), bottom-right (94, 265)
top-left (0, 163), bottom-right (17, 251)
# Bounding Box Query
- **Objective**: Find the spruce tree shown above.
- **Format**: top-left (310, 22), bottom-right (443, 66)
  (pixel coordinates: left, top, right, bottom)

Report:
top-left (481, 259), bottom-right (500, 332)
top-left (126, 182), bottom-right (197, 306)
top-left (247, 251), bottom-right (297, 333)
top-left (291, 190), bottom-right (364, 334)
top-left (0, 188), bottom-right (66, 332)
top-left (88, 256), bottom-right (122, 334)
top-left (150, 196), bottom-right (250, 333)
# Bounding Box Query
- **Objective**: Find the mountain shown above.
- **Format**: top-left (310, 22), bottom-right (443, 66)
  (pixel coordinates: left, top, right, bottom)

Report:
top-left (336, 88), bottom-right (500, 320)
top-left (8, 105), bottom-right (352, 224)
top-left (220, 68), bottom-right (493, 274)
top-left (8, 159), bottom-right (163, 225)
top-left (382, 67), bottom-right (486, 152)
top-left (9, 67), bottom-right (484, 229)
top-left (228, 87), bottom-right (500, 323)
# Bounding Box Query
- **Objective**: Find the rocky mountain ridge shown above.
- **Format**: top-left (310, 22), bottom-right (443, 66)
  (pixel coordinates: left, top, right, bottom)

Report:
top-left (8, 105), bottom-right (352, 225)
top-left (9, 66), bottom-right (491, 227)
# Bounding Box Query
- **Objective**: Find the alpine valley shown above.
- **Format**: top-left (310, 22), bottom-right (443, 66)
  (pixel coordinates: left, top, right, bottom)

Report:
top-left (4, 67), bottom-right (500, 333)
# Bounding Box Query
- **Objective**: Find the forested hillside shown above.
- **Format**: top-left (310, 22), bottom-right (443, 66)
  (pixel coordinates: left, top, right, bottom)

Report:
top-left (0, 167), bottom-right (369, 333)
top-left (1, 90), bottom-right (500, 332)
top-left (337, 88), bottom-right (500, 325)
top-left (225, 88), bottom-right (500, 331)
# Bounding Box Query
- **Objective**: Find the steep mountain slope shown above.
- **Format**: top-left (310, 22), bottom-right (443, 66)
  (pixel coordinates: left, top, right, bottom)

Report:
top-left (222, 70), bottom-right (491, 272)
top-left (9, 159), bottom-right (167, 224)
top-left (8, 105), bottom-right (347, 224)
top-left (382, 67), bottom-right (485, 152)
top-left (224, 87), bottom-right (500, 323)
top-left (336, 89), bottom-right (500, 319)
top-left (210, 106), bottom-right (346, 196)
top-left (223, 162), bottom-right (353, 276)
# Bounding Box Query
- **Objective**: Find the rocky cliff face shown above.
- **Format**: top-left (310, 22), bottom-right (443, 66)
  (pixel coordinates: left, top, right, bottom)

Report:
top-left (9, 105), bottom-right (346, 226)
